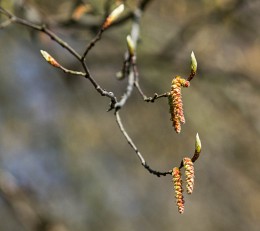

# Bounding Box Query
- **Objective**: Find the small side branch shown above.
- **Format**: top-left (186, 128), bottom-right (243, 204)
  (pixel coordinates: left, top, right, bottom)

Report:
top-left (81, 29), bottom-right (104, 60)
top-left (0, 7), bottom-right (118, 111)
top-left (135, 81), bottom-right (169, 102)
top-left (60, 66), bottom-right (86, 76)
top-left (80, 62), bottom-right (117, 109)
top-left (0, 3), bottom-right (202, 182)
top-left (115, 4), bottom-right (142, 108)
top-left (144, 92), bottom-right (170, 102)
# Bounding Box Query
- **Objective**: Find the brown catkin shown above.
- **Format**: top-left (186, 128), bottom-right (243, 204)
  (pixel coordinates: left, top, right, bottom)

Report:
top-left (183, 157), bottom-right (195, 194)
top-left (172, 167), bottom-right (185, 214)
top-left (168, 76), bottom-right (190, 133)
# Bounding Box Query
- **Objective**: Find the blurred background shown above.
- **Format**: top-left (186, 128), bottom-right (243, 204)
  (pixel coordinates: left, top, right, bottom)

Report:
top-left (0, 0), bottom-right (260, 231)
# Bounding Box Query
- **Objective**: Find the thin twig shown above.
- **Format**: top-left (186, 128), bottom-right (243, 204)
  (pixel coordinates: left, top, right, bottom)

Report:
top-left (115, 110), bottom-right (172, 177)
top-left (144, 92), bottom-right (170, 102)
top-left (0, 3), bottom-right (181, 179)
top-left (115, 71), bottom-right (135, 109)
top-left (80, 61), bottom-right (118, 110)
top-left (134, 78), bottom-right (169, 102)
top-left (0, 7), bottom-right (118, 110)
top-left (187, 71), bottom-right (196, 82)
top-left (0, 7), bottom-right (81, 61)
top-left (144, 165), bottom-right (172, 177)
top-left (60, 66), bottom-right (86, 76)
top-left (115, 5), bottom-right (143, 109)
top-left (81, 29), bottom-right (104, 60)
top-left (115, 110), bottom-right (146, 165)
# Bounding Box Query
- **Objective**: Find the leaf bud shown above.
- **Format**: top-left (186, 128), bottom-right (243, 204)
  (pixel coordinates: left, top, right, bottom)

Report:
top-left (40, 50), bottom-right (60, 68)
top-left (102, 4), bottom-right (124, 29)
top-left (191, 51), bottom-right (197, 74)
top-left (126, 35), bottom-right (135, 56)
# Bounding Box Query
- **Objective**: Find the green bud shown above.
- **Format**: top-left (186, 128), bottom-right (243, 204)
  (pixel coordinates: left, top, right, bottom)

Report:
top-left (116, 71), bottom-right (124, 80)
top-left (126, 35), bottom-right (135, 56)
top-left (191, 51), bottom-right (197, 74)
top-left (40, 50), bottom-right (60, 68)
top-left (195, 133), bottom-right (201, 153)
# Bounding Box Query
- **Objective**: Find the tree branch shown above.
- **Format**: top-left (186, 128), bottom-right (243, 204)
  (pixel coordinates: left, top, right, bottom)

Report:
top-left (115, 111), bottom-right (172, 177)
top-left (0, 1), bottom-right (202, 181)
top-left (0, 7), bottom-right (81, 61)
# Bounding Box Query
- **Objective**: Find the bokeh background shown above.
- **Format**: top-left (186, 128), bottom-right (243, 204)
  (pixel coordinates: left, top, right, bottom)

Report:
top-left (0, 0), bottom-right (260, 231)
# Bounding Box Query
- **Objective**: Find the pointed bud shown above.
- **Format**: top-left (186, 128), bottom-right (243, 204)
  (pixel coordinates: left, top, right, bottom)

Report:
top-left (116, 71), bottom-right (124, 79)
top-left (102, 4), bottom-right (124, 29)
top-left (195, 133), bottom-right (201, 153)
top-left (40, 50), bottom-right (60, 68)
top-left (126, 35), bottom-right (135, 56)
top-left (192, 133), bottom-right (202, 162)
top-left (191, 51), bottom-right (197, 74)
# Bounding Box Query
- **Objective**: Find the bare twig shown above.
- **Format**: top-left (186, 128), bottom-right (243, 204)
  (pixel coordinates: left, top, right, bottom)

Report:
top-left (115, 71), bottom-right (135, 109)
top-left (115, 5), bottom-right (143, 109)
top-left (144, 92), bottom-right (170, 102)
top-left (81, 29), bottom-right (104, 60)
top-left (0, 2), bottom-right (200, 180)
top-left (0, 7), bottom-right (117, 110)
top-left (132, 57), bottom-right (169, 103)
top-left (132, 56), bottom-right (170, 103)
top-left (60, 66), bottom-right (86, 76)
top-left (115, 111), bottom-right (172, 177)
top-left (0, 7), bottom-right (81, 61)
top-left (81, 61), bottom-right (117, 109)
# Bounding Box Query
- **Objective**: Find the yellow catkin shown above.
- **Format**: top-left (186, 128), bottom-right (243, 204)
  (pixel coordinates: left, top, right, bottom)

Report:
top-left (168, 76), bottom-right (190, 133)
top-left (183, 157), bottom-right (195, 194)
top-left (172, 167), bottom-right (185, 214)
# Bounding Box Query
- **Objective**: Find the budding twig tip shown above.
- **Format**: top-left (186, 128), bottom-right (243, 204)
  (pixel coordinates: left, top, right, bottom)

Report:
top-left (102, 4), bottom-right (125, 29)
top-left (195, 133), bottom-right (201, 153)
top-left (40, 50), bottom-right (60, 68)
top-left (40, 50), bottom-right (48, 58)
top-left (190, 51), bottom-right (197, 74)
top-left (126, 35), bottom-right (135, 56)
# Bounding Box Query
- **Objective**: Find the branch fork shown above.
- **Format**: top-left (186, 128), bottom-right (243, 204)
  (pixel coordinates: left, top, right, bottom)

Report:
top-left (1, 0), bottom-right (203, 214)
